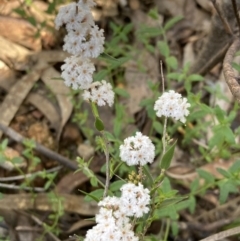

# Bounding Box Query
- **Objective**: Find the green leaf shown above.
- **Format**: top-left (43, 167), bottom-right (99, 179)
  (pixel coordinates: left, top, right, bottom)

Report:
top-left (109, 180), bottom-right (125, 192)
top-left (140, 98), bottom-right (154, 107)
top-left (143, 165), bottom-right (154, 186)
top-left (197, 169), bottom-right (215, 184)
top-left (218, 181), bottom-right (238, 204)
top-left (171, 221), bottom-right (179, 236)
top-left (158, 196), bottom-right (187, 209)
top-left (217, 168), bottom-right (232, 178)
top-left (93, 69), bottom-right (109, 81)
top-left (154, 205), bottom-right (177, 218)
top-left (187, 74), bottom-right (204, 82)
top-left (26, 16), bottom-right (37, 26)
top-left (90, 176), bottom-right (98, 187)
top-left (83, 189), bottom-right (104, 202)
top-left (95, 117), bottom-right (104, 131)
top-left (153, 121), bottom-right (163, 134)
top-left (214, 105), bottom-right (225, 123)
top-left (166, 56), bottom-right (178, 70)
top-left (188, 195), bottom-right (196, 214)
top-left (14, 8), bottom-right (26, 17)
top-left (229, 159), bottom-right (240, 173)
top-left (209, 125), bottom-right (235, 148)
top-left (46, 2), bottom-right (56, 14)
top-left (157, 41), bottom-right (169, 58)
top-left (160, 140), bottom-right (177, 169)
top-left (167, 72), bottom-right (181, 80)
top-left (164, 16), bottom-right (183, 31)
top-left (1, 139), bottom-right (8, 150)
top-left (148, 8), bottom-right (159, 20)
top-left (190, 178), bottom-right (199, 193)
top-left (114, 87), bottom-right (130, 97)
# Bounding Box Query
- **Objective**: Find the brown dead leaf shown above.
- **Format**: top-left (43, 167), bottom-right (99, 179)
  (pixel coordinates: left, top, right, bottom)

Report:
top-left (0, 61), bottom-right (47, 139)
top-left (124, 10), bottom-right (159, 115)
top-left (94, 0), bottom-right (118, 17)
top-left (0, 36), bottom-right (34, 70)
top-left (183, 42), bottom-right (196, 66)
top-left (62, 123), bottom-right (82, 144)
top-left (0, 193), bottom-right (98, 216)
top-left (37, 50), bottom-right (70, 63)
top-left (124, 50), bottom-right (159, 115)
top-left (0, 0), bottom-right (21, 16)
top-left (129, 0), bottom-right (140, 10)
top-left (0, 60), bottom-right (16, 90)
top-left (55, 155), bottom-right (105, 194)
top-left (77, 143), bottom-right (94, 160)
top-left (66, 220), bottom-right (95, 234)
top-left (194, 196), bottom-right (240, 224)
top-left (2, 211), bottom-right (44, 241)
top-left (166, 159), bottom-right (235, 185)
top-left (0, 16), bottom-right (41, 51)
top-left (41, 67), bottom-right (73, 141)
top-left (155, 0), bottom-right (185, 17)
top-left (195, 0), bottom-right (214, 13)
top-left (26, 93), bottom-right (61, 132)
top-left (27, 122), bottom-right (54, 148)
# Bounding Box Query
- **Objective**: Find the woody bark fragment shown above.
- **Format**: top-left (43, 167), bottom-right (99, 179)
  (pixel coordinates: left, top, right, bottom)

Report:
top-left (223, 38), bottom-right (240, 103)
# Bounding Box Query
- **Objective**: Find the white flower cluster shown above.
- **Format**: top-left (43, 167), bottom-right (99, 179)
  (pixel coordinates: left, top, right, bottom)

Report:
top-left (55, 0), bottom-right (104, 57)
top-left (61, 56), bottom-right (95, 90)
top-left (154, 90), bottom-right (190, 123)
top-left (55, 0), bottom-right (114, 107)
top-left (83, 80), bottom-right (115, 107)
top-left (120, 132), bottom-right (155, 166)
top-left (84, 183), bottom-right (150, 241)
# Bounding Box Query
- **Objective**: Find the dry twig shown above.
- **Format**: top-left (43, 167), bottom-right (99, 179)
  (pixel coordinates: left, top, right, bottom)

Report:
top-left (223, 38), bottom-right (240, 103)
top-left (0, 123), bottom-right (78, 171)
top-left (199, 226), bottom-right (240, 241)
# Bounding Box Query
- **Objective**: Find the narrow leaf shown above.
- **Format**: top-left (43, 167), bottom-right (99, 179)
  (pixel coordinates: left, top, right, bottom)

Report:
top-left (95, 117), bottom-right (104, 131)
top-left (160, 140), bottom-right (177, 169)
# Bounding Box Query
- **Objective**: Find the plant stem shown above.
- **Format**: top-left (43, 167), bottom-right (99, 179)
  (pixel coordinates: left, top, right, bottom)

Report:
top-left (102, 131), bottom-right (110, 198)
top-left (161, 117), bottom-right (168, 158)
top-left (163, 219), bottom-right (170, 241)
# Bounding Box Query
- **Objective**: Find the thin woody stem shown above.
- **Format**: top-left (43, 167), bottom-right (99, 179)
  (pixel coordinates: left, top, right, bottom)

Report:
top-left (223, 38), bottom-right (240, 102)
top-left (159, 60), bottom-right (168, 158)
top-left (102, 131), bottom-right (110, 198)
top-left (231, 0), bottom-right (240, 34)
top-left (211, 0), bottom-right (234, 36)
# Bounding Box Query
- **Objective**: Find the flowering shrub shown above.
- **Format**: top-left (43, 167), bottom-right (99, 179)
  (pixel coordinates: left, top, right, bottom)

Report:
top-left (54, 1), bottom-right (192, 240)
top-left (55, 0), bottom-right (114, 107)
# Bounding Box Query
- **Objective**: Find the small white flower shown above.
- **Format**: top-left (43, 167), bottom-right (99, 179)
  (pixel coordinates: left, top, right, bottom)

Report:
top-left (154, 90), bottom-right (191, 123)
top-left (55, 2), bottom-right (77, 30)
top-left (82, 80), bottom-right (115, 107)
top-left (78, 0), bottom-right (96, 10)
top-left (119, 132), bottom-right (155, 166)
top-left (61, 56), bottom-right (95, 90)
top-left (120, 183), bottom-right (150, 218)
top-left (98, 196), bottom-right (121, 210)
top-left (95, 208), bottom-right (115, 224)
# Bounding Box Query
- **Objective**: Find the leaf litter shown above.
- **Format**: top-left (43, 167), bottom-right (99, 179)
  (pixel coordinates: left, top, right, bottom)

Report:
top-left (0, 0), bottom-right (239, 240)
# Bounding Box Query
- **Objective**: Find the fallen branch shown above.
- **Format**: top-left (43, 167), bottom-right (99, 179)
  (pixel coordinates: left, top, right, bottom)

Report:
top-left (223, 38), bottom-right (240, 103)
top-left (199, 226), bottom-right (240, 241)
top-left (0, 123), bottom-right (78, 171)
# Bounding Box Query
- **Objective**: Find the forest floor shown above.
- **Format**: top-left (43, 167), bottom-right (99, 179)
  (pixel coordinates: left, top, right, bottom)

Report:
top-left (0, 0), bottom-right (240, 240)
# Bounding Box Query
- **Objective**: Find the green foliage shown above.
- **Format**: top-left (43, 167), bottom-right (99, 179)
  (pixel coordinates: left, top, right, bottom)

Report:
top-left (6, 3), bottom-right (240, 240)
top-left (160, 140), bottom-right (177, 169)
